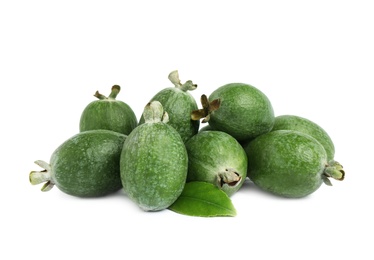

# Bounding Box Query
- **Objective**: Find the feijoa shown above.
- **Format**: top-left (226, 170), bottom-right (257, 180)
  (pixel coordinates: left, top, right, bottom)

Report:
top-left (192, 83), bottom-right (274, 142)
top-left (29, 130), bottom-right (127, 197)
top-left (138, 70), bottom-right (199, 143)
top-left (79, 85), bottom-right (137, 135)
top-left (185, 130), bottom-right (248, 196)
top-left (244, 130), bottom-right (344, 198)
top-left (120, 101), bottom-right (188, 211)
top-left (271, 115), bottom-right (335, 161)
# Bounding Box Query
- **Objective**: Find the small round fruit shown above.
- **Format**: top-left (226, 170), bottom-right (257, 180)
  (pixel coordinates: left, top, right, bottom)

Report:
top-left (185, 130), bottom-right (248, 196)
top-left (139, 70), bottom-right (199, 143)
top-left (29, 130), bottom-right (127, 197)
top-left (244, 130), bottom-right (344, 198)
top-left (271, 114), bottom-right (335, 161)
top-left (192, 83), bottom-right (274, 142)
top-left (79, 85), bottom-right (137, 135)
top-left (120, 101), bottom-right (188, 211)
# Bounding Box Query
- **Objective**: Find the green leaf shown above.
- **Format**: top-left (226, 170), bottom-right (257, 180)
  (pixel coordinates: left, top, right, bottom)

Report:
top-left (168, 181), bottom-right (236, 217)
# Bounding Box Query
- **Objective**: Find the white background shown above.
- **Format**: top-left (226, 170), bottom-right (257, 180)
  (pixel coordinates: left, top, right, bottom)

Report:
top-left (1, 1), bottom-right (373, 259)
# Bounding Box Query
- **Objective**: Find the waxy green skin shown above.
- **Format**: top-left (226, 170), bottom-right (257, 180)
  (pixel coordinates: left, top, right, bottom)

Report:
top-left (120, 121), bottom-right (188, 211)
top-left (32, 130), bottom-right (127, 197)
top-left (271, 115), bottom-right (335, 161)
top-left (139, 87), bottom-right (199, 143)
top-left (245, 130), bottom-right (327, 198)
top-left (185, 131), bottom-right (248, 196)
top-left (208, 83), bottom-right (274, 142)
top-left (79, 87), bottom-right (137, 135)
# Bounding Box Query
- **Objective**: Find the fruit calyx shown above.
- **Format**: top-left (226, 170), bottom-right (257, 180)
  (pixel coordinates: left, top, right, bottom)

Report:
top-left (168, 70), bottom-right (197, 92)
top-left (191, 94), bottom-right (221, 123)
top-left (143, 101), bottom-right (169, 124)
top-left (94, 85), bottom-right (121, 100)
top-left (217, 168), bottom-right (242, 188)
top-left (29, 160), bottom-right (55, 192)
top-left (322, 160), bottom-right (345, 186)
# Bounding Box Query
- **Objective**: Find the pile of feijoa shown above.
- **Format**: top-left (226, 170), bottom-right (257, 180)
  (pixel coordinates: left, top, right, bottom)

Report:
top-left (30, 70), bottom-right (345, 217)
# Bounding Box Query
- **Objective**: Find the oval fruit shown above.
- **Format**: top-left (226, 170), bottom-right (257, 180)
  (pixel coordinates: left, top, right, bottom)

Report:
top-left (244, 130), bottom-right (344, 198)
top-left (139, 70), bottom-right (199, 143)
top-left (79, 85), bottom-right (137, 135)
top-left (120, 101), bottom-right (188, 211)
top-left (185, 130), bottom-right (248, 196)
top-left (192, 83), bottom-right (274, 142)
top-left (271, 114), bottom-right (335, 161)
top-left (29, 130), bottom-right (127, 197)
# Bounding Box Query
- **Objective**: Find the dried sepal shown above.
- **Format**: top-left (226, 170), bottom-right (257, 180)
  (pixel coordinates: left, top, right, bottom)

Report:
top-left (168, 70), bottom-right (197, 91)
top-left (29, 160), bottom-right (55, 192)
top-left (191, 94), bottom-right (221, 123)
top-left (322, 160), bottom-right (345, 186)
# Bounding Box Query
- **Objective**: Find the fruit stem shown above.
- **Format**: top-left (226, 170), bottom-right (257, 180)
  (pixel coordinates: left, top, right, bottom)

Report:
top-left (217, 168), bottom-right (242, 188)
top-left (29, 160), bottom-right (55, 192)
top-left (94, 85), bottom-right (121, 100)
top-left (168, 70), bottom-right (197, 92)
top-left (322, 160), bottom-right (345, 186)
top-left (143, 101), bottom-right (169, 124)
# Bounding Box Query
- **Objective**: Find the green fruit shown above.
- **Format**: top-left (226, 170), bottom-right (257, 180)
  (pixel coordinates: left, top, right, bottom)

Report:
top-left (192, 83), bottom-right (274, 142)
top-left (139, 71), bottom-right (199, 143)
top-left (79, 85), bottom-right (137, 135)
top-left (185, 131), bottom-right (248, 196)
top-left (120, 101), bottom-right (188, 211)
top-left (244, 130), bottom-right (344, 198)
top-left (271, 115), bottom-right (335, 161)
top-left (29, 130), bottom-right (127, 197)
